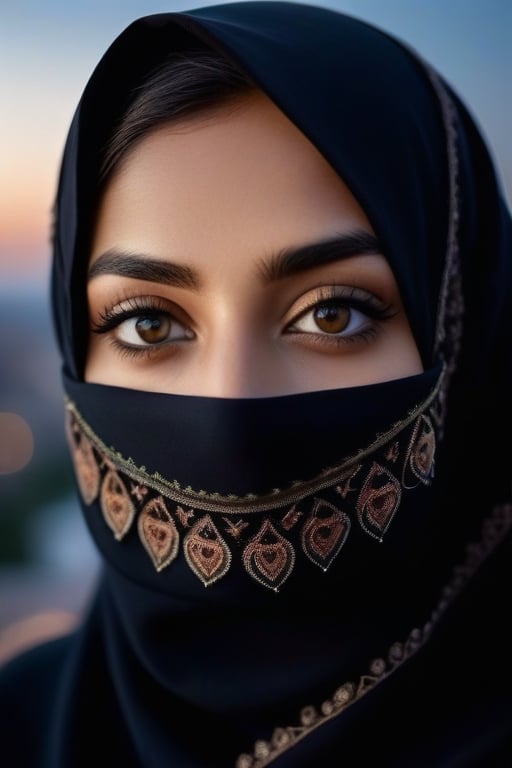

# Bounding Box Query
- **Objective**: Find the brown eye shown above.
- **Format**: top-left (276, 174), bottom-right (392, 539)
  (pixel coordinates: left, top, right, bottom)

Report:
top-left (135, 316), bottom-right (171, 343)
top-left (111, 309), bottom-right (193, 347)
top-left (314, 304), bottom-right (350, 334)
top-left (286, 293), bottom-right (382, 341)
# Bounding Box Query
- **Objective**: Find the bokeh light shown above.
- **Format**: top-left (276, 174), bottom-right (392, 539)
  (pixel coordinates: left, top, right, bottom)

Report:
top-left (0, 412), bottom-right (34, 474)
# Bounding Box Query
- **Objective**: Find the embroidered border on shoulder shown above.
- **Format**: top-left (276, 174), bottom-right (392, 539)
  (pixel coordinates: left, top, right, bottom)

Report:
top-left (235, 503), bottom-right (512, 766)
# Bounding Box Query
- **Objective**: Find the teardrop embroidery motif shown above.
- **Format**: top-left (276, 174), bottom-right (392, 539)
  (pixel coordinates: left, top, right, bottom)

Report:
top-left (138, 496), bottom-right (179, 571)
top-left (184, 515), bottom-right (231, 586)
top-left (302, 498), bottom-right (350, 571)
top-left (68, 424), bottom-right (100, 506)
top-left (357, 462), bottom-right (401, 541)
top-left (100, 468), bottom-right (135, 540)
top-left (403, 414), bottom-right (436, 488)
top-left (243, 519), bottom-right (295, 591)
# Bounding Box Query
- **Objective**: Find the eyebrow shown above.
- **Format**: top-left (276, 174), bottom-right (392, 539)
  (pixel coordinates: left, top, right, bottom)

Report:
top-left (88, 230), bottom-right (381, 288)
top-left (88, 249), bottom-right (201, 289)
top-left (258, 230), bottom-right (381, 282)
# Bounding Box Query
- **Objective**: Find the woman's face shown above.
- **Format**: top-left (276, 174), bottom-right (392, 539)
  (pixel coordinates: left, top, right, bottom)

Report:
top-left (86, 91), bottom-right (422, 396)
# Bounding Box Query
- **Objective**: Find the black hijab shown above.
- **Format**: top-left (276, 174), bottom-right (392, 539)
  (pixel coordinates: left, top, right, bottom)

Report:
top-left (3, 3), bottom-right (512, 767)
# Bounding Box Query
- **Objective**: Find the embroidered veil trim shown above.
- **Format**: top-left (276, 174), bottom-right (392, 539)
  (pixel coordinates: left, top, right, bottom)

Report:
top-left (65, 370), bottom-right (442, 591)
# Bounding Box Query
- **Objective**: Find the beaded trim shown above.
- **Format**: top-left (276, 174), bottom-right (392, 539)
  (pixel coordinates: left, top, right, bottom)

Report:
top-left (235, 502), bottom-right (512, 766)
top-left (66, 371), bottom-right (442, 591)
top-left (426, 65), bottom-right (464, 439)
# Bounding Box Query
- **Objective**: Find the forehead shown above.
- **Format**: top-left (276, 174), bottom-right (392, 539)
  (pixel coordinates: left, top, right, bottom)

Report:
top-left (91, 91), bottom-right (374, 268)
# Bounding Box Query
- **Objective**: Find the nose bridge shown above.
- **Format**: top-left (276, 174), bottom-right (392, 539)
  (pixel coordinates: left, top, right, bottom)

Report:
top-left (202, 328), bottom-right (265, 398)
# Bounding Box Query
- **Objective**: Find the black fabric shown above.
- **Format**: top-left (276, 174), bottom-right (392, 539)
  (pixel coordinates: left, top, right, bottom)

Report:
top-left (63, 367), bottom-right (440, 496)
top-left (2, 2), bottom-right (512, 767)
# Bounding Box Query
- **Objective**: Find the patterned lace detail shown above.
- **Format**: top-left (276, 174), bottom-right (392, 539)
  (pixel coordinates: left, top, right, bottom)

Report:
top-left (65, 371), bottom-right (442, 592)
top-left (235, 502), bottom-right (512, 766)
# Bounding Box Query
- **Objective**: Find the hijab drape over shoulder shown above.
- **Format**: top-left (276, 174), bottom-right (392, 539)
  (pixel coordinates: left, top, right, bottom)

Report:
top-left (2, 3), bottom-right (511, 767)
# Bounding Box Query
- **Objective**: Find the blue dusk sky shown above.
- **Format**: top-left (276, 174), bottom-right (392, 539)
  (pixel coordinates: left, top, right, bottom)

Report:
top-left (1, 0), bottom-right (511, 287)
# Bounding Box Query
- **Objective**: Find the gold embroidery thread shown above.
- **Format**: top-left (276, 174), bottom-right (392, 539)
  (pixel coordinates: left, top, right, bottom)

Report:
top-left (138, 496), bottom-right (179, 571)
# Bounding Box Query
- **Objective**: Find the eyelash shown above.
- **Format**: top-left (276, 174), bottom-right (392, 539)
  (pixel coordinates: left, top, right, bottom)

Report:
top-left (91, 287), bottom-right (395, 358)
top-left (93, 296), bottom-right (172, 330)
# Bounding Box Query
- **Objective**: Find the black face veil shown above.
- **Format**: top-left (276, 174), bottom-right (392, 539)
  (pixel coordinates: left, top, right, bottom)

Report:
top-left (43, 3), bottom-right (512, 767)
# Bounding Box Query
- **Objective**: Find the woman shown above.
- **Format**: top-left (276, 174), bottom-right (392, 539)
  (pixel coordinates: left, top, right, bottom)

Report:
top-left (1, 2), bottom-right (511, 766)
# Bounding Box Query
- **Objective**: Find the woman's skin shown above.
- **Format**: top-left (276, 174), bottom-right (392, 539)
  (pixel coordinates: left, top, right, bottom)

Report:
top-left (86, 91), bottom-right (423, 397)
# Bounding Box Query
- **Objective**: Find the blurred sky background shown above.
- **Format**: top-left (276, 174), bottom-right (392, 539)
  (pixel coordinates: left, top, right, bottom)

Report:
top-left (2, 0), bottom-right (511, 291)
top-left (0, 0), bottom-right (511, 660)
